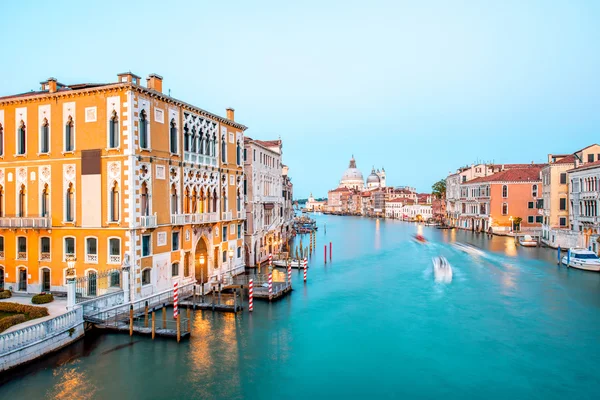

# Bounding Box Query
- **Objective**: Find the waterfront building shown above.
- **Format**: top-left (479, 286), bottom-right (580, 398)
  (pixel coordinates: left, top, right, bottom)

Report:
top-left (0, 72), bottom-right (246, 297)
top-left (338, 156), bottom-right (364, 190)
top-left (567, 160), bottom-right (600, 252)
top-left (540, 145), bottom-right (600, 248)
top-left (445, 172), bottom-right (461, 226)
top-left (458, 166), bottom-right (544, 232)
top-left (282, 164), bottom-right (294, 240)
top-left (366, 167), bottom-right (386, 189)
top-left (243, 138), bottom-right (290, 266)
top-left (306, 193), bottom-right (326, 212)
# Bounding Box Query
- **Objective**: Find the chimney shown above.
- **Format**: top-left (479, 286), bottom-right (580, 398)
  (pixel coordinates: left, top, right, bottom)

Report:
top-left (47, 78), bottom-right (57, 93)
top-left (147, 73), bottom-right (163, 93)
top-left (226, 108), bottom-right (235, 121)
top-left (575, 158), bottom-right (580, 168)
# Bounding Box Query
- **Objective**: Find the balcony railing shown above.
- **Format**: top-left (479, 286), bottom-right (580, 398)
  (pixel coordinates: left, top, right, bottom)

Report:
top-left (222, 211), bottom-right (233, 221)
top-left (86, 254), bottom-right (98, 263)
top-left (108, 254), bottom-right (121, 264)
top-left (0, 251), bottom-right (4, 259)
top-left (137, 214), bottom-right (158, 229)
top-left (0, 216), bottom-right (51, 229)
top-left (183, 152), bottom-right (218, 167)
top-left (237, 211), bottom-right (245, 220)
top-left (40, 252), bottom-right (51, 261)
top-left (171, 212), bottom-right (219, 225)
top-left (17, 252), bottom-right (27, 260)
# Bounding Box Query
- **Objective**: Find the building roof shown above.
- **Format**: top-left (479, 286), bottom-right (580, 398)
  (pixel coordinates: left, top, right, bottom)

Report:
top-left (387, 198), bottom-right (404, 203)
top-left (567, 160), bottom-right (600, 173)
top-left (254, 139), bottom-right (281, 148)
top-left (575, 144), bottom-right (600, 153)
top-left (554, 154), bottom-right (576, 164)
top-left (328, 187), bottom-right (352, 193)
top-left (466, 167), bottom-right (543, 184)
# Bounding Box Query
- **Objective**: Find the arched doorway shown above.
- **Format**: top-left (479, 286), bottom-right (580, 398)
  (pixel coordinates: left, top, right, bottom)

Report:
top-left (0, 266), bottom-right (4, 291)
top-left (41, 268), bottom-right (51, 292)
top-left (18, 267), bottom-right (27, 291)
top-left (195, 237), bottom-right (209, 284)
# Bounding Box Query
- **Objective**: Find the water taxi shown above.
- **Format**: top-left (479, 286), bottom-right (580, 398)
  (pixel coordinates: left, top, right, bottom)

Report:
top-left (452, 242), bottom-right (486, 257)
top-left (272, 259), bottom-right (305, 269)
top-left (518, 235), bottom-right (538, 247)
top-left (413, 234), bottom-right (427, 244)
top-left (561, 249), bottom-right (600, 272)
top-left (432, 256), bottom-right (453, 282)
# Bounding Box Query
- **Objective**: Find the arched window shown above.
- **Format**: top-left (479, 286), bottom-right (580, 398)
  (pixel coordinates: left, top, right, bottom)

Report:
top-left (41, 267), bottom-right (51, 292)
top-left (18, 184), bottom-right (26, 217)
top-left (236, 141), bottom-right (241, 165)
top-left (184, 126), bottom-right (190, 152)
top-left (108, 238), bottom-right (121, 264)
top-left (0, 123), bottom-right (3, 156)
top-left (171, 184), bottom-right (178, 215)
top-left (502, 203), bottom-right (508, 215)
top-left (139, 110), bottom-right (148, 149)
top-left (221, 135), bottom-right (226, 163)
top-left (109, 111), bottom-right (119, 148)
top-left (41, 184), bottom-right (49, 217)
top-left (17, 120), bottom-right (26, 155)
top-left (110, 182), bottom-right (119, 222)
top-left (532, 184), bottom-right (538, 198)
top-left (85, 237), bottom-right (98, 263)
top-left (17, 236), bottom-right (27, 259)
top-left (237, 191), bottom-right (241, 212)
top-left (192, 188), bottom-right (197, 213)
top-left (170, 119), bottom-right (178, 154)
top-left (140, 182), bottom-right (149, 216)
top-left (211, 134), bottom-right (216, 156)
top-left (64, 237), bottom-right (75, 259)
top-left (184, 187), bottom-right (190, 214)
top-left (142, 268), bottom-right (151, 285)
top-left (212, 189), bottom-right (217, 212)
top-left (222, 188), bottom-right (227, 213)
top-left (66, 183), bottom-right (75, 222)
top-left (39, 237), bottom-right (51, 260)
top-left (502, 185), bottom-right (508, 198)
top-left (40, 119), bottom-right (49, 153)
top-left (171, 262), bottom-right (179, 277)
top-left (65, 115), bottom-right (74, 152)
top-left (191, 128), bottom-right (197, 153)
top-left (199, 131), bottom-right (205, 155)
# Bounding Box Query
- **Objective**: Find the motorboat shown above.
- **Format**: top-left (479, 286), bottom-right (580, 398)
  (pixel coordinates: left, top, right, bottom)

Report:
top-left (561, 249), bottom-right (600, 272)
top-left (452, 242), bottom-right (486, 257)
top-left (272, 259), bottom-right (305, 269)
top-left (518, 235), bottom-right (538, 247)
top-left (413, 234), bottom-right (427, 244)
top-left (432, 256), bottom-right (452, 283)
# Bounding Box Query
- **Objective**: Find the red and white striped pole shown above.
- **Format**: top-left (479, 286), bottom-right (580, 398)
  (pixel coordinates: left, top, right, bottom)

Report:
top-left (173, 282), bottom-right (179, 319)
top-left (268, 272), bottom-right (273, 301)
top-left (268, 253), bottom-right (272, 268)
top-left (248, 279), bottom-right (254, 312)
top-left (303, 257), bottom-right (307, 282)
top-left (287, 263), bottom-right (292, 288)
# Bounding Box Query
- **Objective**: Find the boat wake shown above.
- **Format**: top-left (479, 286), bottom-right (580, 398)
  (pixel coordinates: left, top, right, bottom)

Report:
top-left (432, 256), bottom-right (453, 283)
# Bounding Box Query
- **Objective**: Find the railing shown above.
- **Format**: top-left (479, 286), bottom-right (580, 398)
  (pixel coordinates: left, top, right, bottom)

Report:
top-left (0, 216), bottom-right (51, 229)
top-left (40, 252), bottom-right (51, 261)
top-left (236, 211), bottom-right (245, 220)
top-left (172, 213), bottom-right (219, 225)
top-left (0, 308), bottom-right (83, 355)
top-left (0, 251), bottom-right (4, 259)
top-left (86, 254), bottom-right (98, 263)
top-left (75, 268), bottom-right (122, 303)
top-left (183, 152), bottom-right (217, 167)
top-left (86, 281), bottom-right (195, 323)
top-left (138, 214), bottom-right (157, 228)
top-left (108, 255), bottom-right (121, 264)
top-left (17, 252), bottom-right (27, 260)
top-left (222, 211), bottom-right (233, 221)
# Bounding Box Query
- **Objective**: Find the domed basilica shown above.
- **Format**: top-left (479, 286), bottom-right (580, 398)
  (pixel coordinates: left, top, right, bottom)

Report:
top-left (338, 155), bottom-right (386, 191)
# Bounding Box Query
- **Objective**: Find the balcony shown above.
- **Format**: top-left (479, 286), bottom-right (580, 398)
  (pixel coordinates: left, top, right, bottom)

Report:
top-left (137, 214), bottom-right (158, 229)
top-left (580, 191), bottom-right (599, 200)
top-left (578, 216), bottom-right (600, 224)
top-left (40, 252), bottom-right (51, 261)
top-left (17, 252), bottom-right (27, 260)
top-left (108, 254), bottom-right (121, 264)
top-left (222, 211), bottom-right (233, 221)
top-left (253, 195), bottom-right (282, 203)
top-left (0, 216), bottom-right (51, 229)
top-left (237, 211), bottom-right (245, 220)
top-left (184, 152), bottom-right (218, 167)
top-left (86, 254), bottom-right (98, 263)
top-left (171, 212), bottom-right (219, 225)
top-left (0, 251), bottom-right (4, 259)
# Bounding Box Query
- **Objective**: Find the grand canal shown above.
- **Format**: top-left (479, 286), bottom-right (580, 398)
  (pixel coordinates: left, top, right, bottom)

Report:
top-left (1, 214), bottom-right (600, 399)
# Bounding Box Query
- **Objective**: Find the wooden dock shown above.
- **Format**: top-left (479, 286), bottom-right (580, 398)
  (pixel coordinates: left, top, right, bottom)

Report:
top-left (96, 323), bottom-right (191, 339)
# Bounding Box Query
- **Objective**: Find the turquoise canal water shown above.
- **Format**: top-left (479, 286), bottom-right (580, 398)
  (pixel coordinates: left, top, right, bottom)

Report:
top-left (1, 214), bottom-right (600, 399)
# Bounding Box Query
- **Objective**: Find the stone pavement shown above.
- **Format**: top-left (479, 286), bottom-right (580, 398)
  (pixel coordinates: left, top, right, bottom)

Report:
top-left (0, 296), bottom-right (69, 334)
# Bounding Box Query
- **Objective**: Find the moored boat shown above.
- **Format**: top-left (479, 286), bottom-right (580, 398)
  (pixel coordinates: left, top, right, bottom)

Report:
top-left (273, 259), bottom-right (305, 268)
top-left (561, 249), bottom-right (600, 272)
top-left (518, 235), bottom-right (538, 247)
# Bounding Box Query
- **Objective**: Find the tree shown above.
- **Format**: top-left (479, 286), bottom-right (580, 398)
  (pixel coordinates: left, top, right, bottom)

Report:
top-left (513, 217), bottom-right (522, 232)
top-left (432, 179), bottom-right (446, 199)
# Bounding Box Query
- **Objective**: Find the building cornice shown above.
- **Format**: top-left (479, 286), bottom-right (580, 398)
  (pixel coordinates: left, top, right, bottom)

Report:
top-left (0, 82), bottom-right (248, 131)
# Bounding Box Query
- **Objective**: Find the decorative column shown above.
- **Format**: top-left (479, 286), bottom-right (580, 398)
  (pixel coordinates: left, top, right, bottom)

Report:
top-left (66, 256), bottom-right (77, 310)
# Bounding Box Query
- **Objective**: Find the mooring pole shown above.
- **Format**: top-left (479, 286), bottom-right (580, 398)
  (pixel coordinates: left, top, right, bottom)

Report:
top-left (187, 307), bottom-right (191, 332)
top-left (162, 304), bottom-right (167, 329)
top-left (557, 246), bottom-right (561, 265)
top-left (330, 242), bottom-right (332, 260)
top-left (324, 245), bottom-right (327, 264)
top-left (152, 311), bottom-right (156, 340)
top-left (176, 315), bottom-right (181, 343)
top-left (144, 301), bottom-right (149, 328)
top-left (129, 305), bottom-right (134, 336)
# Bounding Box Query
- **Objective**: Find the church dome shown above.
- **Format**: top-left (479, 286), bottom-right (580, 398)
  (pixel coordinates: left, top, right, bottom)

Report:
top-left (367, 168), bottom-right (380, 184)
top-left (339, 156), bottom-right (364, 189)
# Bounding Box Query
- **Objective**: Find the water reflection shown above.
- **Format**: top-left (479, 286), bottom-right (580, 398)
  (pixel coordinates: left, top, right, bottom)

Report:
top-left (47, 362), bottom-right (97, 400)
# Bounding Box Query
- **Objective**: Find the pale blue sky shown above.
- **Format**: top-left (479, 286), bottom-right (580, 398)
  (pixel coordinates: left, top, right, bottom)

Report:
top-left (1, 0), bottom-right (599, 198)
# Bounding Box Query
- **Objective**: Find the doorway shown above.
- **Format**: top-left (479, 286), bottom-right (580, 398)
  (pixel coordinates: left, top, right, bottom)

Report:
top-left (195, 237), bottom-right (209, 284)
top-left (42, 268), bottom-right (51, 292)
top-left (18, 268), bottom-right (27, 291)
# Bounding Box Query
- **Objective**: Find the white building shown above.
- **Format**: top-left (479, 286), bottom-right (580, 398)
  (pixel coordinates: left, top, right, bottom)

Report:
top-left (385, 199), bottom-right (432, 221)
top-left (568, 161), bottom-right (600, 252)
top-left (306, 193), bottom-right (326, 211)
top-left (244, 138), bottom-right (287, 266)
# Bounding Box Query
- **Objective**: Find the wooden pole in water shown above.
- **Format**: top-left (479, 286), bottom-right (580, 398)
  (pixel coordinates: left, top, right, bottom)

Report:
top-left (176, 315), bottom-right (181, 343)
top-left (129, 305), bottom-right (134, 336)
top-left (151, 311), bottom-right (156, 340)
top-left (187, 307), bottom-right (191, 332)
top-left (162, 304), bottom-right (167, 329)
top-left (193, 285), bottom-right (196, 310)
top-left (144, 301), bottom-right (149, 328)
top-left (557, 246), bottom-right (561, 265)
top-left (324, 245), bottom-right (327, 264)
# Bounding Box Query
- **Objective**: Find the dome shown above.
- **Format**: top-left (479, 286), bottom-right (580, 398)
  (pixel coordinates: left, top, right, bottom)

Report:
top-left (367, 167), bottom-right (380, 184)
top-left (339, 156), bottom-right (365, 189)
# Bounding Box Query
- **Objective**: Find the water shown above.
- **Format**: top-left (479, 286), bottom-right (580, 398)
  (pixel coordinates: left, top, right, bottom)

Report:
top-left (2, 215), bottom-right (600, 399)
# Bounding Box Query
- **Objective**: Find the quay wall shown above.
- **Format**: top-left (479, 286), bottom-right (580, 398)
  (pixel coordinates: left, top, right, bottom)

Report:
top-left (0, 308), bottom-right (84, 372)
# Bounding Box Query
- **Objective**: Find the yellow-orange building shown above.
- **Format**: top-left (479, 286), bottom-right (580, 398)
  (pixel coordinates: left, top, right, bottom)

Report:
top-left (0, 72), bottom-right (246, 299)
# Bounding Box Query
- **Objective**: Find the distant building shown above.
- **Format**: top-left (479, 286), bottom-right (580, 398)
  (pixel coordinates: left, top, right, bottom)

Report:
top-left (567, 159), bottom-right (600, 252)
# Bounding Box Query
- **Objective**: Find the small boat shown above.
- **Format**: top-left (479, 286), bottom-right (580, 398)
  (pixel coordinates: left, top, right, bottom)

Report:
top-left (272, 259), bottom-right (305, 268)
top-left (452, 242), bottom-right (485, 257)
top-left (432, 256), bottom-right (453, 282)
top-left (518, 235), bottom-right (538, 247)
top-left (413, 234), bottom-right (427, 244)
top-left (561, 249), bottom-right (600, 272)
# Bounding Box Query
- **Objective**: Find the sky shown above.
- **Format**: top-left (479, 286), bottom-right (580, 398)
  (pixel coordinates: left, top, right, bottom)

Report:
top-left (1, 0), bottom-right (599, 198)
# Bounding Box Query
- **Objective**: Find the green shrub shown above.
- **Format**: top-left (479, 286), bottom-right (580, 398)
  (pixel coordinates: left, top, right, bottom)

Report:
top-left (0, 302), bottom-right (49, 318)
top-left (32, 293), bottom-right (54, 304)
top-left (0, 314), bottom-right (27, 332)
top-left (0, 290), bottom-right (11, 299)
